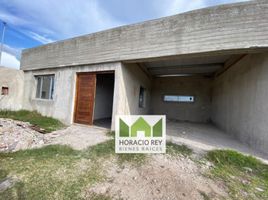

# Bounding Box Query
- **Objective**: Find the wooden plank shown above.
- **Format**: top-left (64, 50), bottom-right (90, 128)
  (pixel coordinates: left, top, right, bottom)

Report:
top-left (74, 73), bottom-right (96, 125)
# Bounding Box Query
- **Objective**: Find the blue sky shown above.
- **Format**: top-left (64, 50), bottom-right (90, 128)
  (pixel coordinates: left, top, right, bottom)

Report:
top-left (0, 0), bottom-right (248, 69)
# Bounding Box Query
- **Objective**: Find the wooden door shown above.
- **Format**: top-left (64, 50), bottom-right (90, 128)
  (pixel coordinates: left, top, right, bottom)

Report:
top-left (74, 73), bottom-right (96, 125)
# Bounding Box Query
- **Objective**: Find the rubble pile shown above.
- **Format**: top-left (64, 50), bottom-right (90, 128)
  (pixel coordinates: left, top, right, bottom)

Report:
top-left (0, 118), bottom-right (45, 152)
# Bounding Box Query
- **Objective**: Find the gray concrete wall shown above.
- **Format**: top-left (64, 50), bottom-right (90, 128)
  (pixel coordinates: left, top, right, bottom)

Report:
top-left (212, 52), bottom-right (268, 154)
top-left (22, 62), bottom-right (120, 125)
top-left (151, 76), bottom-right (212, 122)
top-left (94, 74), bottom-right (114, 120)
top-left (0, 67), bottom-right (24, 110)
top-left (21, 0), bottom-right (268, 70)
top-left (114, 63), bottom-right (152, 117)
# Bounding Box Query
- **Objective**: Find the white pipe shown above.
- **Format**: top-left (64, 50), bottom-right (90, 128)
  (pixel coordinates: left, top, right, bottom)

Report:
top-left (0, 22), bottom-right (7, 66)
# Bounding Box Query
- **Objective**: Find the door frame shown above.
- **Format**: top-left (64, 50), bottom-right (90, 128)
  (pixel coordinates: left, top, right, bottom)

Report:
top-left (73, 70), bottom-right (115, 125)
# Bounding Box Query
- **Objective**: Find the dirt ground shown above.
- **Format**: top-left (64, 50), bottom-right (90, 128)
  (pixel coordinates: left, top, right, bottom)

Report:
top-left (84, 154), bottom-right (227, 200)
top-left (1, 118), bottom-right (267, 199)
top-left (45, 124), bottom-right (111, 150)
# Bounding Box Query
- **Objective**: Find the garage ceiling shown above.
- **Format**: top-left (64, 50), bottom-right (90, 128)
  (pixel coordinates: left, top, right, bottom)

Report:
top-left (139, 54), bottom-right (240, 77)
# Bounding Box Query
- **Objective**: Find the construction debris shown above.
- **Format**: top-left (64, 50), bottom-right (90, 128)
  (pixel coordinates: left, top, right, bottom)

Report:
top-left (0, 118), bottom-right (45, 152)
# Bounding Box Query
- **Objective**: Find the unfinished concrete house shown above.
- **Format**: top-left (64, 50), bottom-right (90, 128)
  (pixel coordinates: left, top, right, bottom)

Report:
top-left (8, 0), bottom-right (267, 154)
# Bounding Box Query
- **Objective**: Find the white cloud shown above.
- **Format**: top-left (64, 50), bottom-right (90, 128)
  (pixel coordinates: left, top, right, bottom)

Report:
top-left (0, 10), bottom-right (30, 26)
top-left (165, 0), bottom-right (207, 16)
top-left (27, 31), bottom-right (54, 44)
top-left (0, 51), bottom-right (20, 69)
top-left (161, 0), bottom-right (250, 16)
top-left (0, 0), bottom-right (124, 41)
top-left (3, 44), bottom-right (21, 60)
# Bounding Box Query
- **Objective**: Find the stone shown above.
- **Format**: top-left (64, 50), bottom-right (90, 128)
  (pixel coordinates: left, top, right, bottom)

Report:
top-left (255, 187), bottom-right (264, 192)
top-left (243, 167), bottom-right (253, 173)
top-left (0, 177), bottom-right (18, 192)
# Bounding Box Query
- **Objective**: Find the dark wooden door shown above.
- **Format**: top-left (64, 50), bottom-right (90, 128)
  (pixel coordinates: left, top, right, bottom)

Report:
top-left (74, 73), bottom-right (96, 125)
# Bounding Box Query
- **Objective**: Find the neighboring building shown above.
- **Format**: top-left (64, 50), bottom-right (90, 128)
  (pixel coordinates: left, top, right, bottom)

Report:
top-left (1, 1), bottom-right (268, 154)
top-left (0, 66), bottom-right (24, 110)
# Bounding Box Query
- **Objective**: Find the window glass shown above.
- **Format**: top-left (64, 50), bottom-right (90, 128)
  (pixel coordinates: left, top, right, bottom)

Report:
top-left (35, 75), bottom-right (55, 100)
top-left (164, 95), bottom-right (194, 102)
top-left (139, 87), bottom-right (146, 108)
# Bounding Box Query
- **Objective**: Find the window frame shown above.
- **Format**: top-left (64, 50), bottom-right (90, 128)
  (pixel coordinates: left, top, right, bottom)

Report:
top-left (1, 87), bottom-right (8, 95)
top-left (163, 95), bottom-right (195, 103)
top-left (35, 75), bottom-right (55, 100)
top-left (138, 86), bottom-right (146, 108)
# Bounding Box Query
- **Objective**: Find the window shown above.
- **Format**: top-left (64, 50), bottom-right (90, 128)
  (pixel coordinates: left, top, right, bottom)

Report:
top-left (139, 87), bottom-right (146, 108)
top-left (35, 75), bottom-right (55, 100)
top-left (1, 87), bottom-right (8, 95)
top-left (164, 95), bottom-right (194, 103)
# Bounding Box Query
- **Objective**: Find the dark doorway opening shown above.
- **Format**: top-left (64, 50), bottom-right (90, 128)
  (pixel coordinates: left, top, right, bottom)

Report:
top-left (93, 73), bottom-right (115, 129)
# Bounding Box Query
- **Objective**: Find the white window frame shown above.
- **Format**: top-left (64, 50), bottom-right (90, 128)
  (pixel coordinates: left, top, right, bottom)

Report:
top-left (35, 75), bottom-right (55, 100)
top-left (163, 95), bottom-right (194, 103)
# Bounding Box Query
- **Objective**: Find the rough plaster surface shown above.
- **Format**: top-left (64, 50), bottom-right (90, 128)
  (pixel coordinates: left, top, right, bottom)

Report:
top-left (151, 76), bottom-right (212, 122)
top-left (21, 0), bottom-right (268, 70)
top-left (212, 52), bottom-right (268, 155)
top-left (0, 67), bottom-right (24, 111)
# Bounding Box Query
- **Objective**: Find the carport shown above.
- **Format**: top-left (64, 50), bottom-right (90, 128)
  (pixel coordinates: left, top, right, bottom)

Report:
top-left (125, 51), bottom-right (268, 160)
top-left (137, 53), bottom-right (246, 123)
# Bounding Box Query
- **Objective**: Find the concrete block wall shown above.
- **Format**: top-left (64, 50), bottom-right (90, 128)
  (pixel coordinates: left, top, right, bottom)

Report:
top-left (0, 67), bottom-right (24, 111)
top-left (212, 52), bottom-right (268, 154)
top-left (151, 76), bottom-right (212, 122)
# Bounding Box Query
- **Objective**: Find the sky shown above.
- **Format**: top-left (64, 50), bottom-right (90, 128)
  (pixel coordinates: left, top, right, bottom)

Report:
top-left (0, 0), bottom-right (248, 69)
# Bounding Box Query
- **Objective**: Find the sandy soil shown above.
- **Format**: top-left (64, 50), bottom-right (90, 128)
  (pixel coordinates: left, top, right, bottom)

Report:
top-left (84, 154), bottom-right (227, 200)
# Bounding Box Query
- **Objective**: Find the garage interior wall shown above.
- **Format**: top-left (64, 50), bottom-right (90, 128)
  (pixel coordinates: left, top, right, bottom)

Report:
top-left (150, 76), bottom-right (212, 122)
top-left (211, 52), bottom-right (268, 154)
